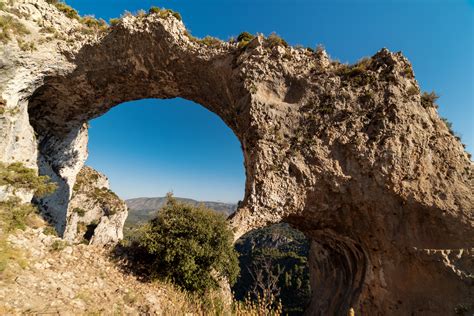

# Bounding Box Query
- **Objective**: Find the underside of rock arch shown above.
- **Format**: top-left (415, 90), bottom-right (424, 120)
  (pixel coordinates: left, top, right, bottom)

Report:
top-left (1, 1), bottom-right (473, 315)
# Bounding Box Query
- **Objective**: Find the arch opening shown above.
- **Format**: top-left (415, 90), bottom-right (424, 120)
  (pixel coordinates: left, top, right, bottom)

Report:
top-left (27, 94), bottom-right (248, 242)
top-left (17, 15), bottom-right (472, 314)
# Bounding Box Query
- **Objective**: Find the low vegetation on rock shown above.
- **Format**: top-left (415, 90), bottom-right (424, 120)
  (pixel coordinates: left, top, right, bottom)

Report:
top-left (236, 31), bottom-right (255, 48)
top-left (421, 91), bottom-right (439, 108)
top-left (46, 0), bottom-right (79, 20)
top-left (129, 194), bottom-right (239, 293)
top-left (0, 162), bottom-right (57, 280)
top-left (233, 223), bottom-right (311, 314)
top-left (266, 33), bottom-right (288, 48)
top-left (0, 15), bottom-right (29, 43)
top-left (0, 162), bottom-right (57, 197)
top-left (148, 6), bottom-right (182, 21)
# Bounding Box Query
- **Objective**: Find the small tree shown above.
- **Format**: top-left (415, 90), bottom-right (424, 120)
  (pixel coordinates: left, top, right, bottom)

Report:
top-left (138, 194), bottom-right (239, 293)
top-left (248, 256), bottom-right (283, 309)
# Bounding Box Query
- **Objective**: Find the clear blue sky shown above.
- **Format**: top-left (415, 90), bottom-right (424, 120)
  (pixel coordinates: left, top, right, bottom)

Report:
top-left (67, 0), bottom-right (473, 202)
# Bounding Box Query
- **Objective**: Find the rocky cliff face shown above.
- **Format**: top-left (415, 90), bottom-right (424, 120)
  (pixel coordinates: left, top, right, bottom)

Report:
top-left (66, 166), bottom-right (127, 245)
top-left (0, 0), bottom-right (472, 315)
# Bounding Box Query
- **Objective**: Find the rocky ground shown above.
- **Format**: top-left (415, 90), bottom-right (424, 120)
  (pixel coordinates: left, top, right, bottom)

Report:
top-left (0, 226), bottom-right (166, 315)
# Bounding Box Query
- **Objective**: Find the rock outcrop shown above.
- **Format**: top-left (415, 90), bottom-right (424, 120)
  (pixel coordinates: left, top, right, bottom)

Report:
top-left (0, 0), bottom-right (472, 315)
top-left (66, 166), bottom-right (127, 245)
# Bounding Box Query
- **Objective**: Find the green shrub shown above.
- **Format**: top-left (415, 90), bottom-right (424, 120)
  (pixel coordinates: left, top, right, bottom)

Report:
top-left (236, 31), bottom-right (255, 48)
top-left (138, 194), bottom-right (239, 293)
top-left (0, 162), bottom-right (57, 197)
top-left (237, 31), bottom-right (254, 43)
top-left (421, 91), bottom-right (439, 108)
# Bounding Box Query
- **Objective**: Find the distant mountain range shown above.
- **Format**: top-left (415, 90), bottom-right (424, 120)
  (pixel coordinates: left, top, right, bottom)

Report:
top-left (125, 197), bottom-right (237, 227)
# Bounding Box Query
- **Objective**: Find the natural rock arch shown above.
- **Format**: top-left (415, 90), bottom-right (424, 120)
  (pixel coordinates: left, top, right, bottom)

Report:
top-left (1, 1), bottom-right (472, 315)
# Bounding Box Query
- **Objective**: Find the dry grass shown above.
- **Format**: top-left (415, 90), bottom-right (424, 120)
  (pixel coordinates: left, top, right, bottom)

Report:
top-left (0, 15), bottom-right (29, 43)
top-left (0, 235), bottom-right (28, 280)
top-left (159, 282), bottom-right (282, 315)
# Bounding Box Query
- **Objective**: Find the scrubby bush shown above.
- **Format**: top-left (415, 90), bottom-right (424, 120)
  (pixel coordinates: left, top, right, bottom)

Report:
top-left (236, 31), bottom-right (255, 48)
top-left (137, 194), bottom-right (239, 293)
top-left (148, 6), bottom-right (182, 20)
top-left (51, 239), bottom-right (68, 251)
top-left (109, 18), bottom-right (120, 26)
top-left (0, 197), bottom-right (39, 232)
top-left (53, 1), bottom-right (79, 20)
top-left (172, 11), bottom-right (182, 21)
top-left (184, 29), bottom-right (198, 42)
top-left (199, 36), bottom-right (221, 47)
top-left (441, 117), bottom-right (456, 136)
top-left (237, 31), bottom-right (254, 43)
top-left (148, 6), bottom-right (161, 14)
top-left (421, 91), bottom-right (439, 108)
top-left (0, 15), bottom-right (30, 43)
top-left (43, 226), bottom-right (57, 236)
top-left (0, 162), bottom-right (57, 197)
top-left (335, 58), bottom-right (375, 86)
top-left (17, 38), bottom-right (36, 51)
top-left (266, 33), bottom-right (288, 48)
top-left (80, 15), bottom-right (107, 29)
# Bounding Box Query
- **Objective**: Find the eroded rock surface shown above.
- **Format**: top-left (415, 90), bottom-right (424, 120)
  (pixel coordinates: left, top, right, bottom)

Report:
top-left (66, 166), bottom-right (128, 245)
top-left (0, 0), bottom-right (473, 314)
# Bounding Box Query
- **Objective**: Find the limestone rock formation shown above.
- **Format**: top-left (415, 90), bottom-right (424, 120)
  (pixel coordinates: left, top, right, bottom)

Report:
top-left (0, 0), bottom-right (472, 315)
top-left (66, 166), bottom-right (127, 245)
